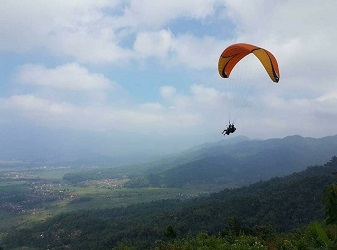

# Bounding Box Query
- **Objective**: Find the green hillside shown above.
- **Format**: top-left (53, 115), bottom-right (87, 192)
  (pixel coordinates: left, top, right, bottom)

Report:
top-left (126, 135), bottom-right (337, 188)
top-left (3, 157), bottom-right (337, 249)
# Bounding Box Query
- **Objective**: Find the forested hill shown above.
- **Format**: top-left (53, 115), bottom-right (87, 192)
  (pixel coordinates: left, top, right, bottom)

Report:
top-left (124, 135), bottom-right (337, 188)
top-left (4, 157), bottom-right (337, 249)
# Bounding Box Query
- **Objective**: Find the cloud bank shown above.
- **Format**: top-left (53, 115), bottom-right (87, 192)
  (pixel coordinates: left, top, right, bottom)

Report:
top-left (1, 0), bottom-right (337, 146)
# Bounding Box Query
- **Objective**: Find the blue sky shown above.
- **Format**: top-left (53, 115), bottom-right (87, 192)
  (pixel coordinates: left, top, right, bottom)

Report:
top-left (1, 0), bottom-right (337, 156)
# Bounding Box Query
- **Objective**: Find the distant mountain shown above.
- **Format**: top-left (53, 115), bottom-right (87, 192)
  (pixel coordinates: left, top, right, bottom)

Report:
top-left (128, 135), bottom-right (337, 188)
top-left (63, 136), bottom-right (252, 183)
top-left (0, 124), bottom-right (186, 166)
top-left (0, 123), bottom-right (221, 166)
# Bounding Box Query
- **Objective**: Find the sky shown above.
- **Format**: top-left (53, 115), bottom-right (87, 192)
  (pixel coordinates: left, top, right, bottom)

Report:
top-left (1, 0), bottom-right (337, 156)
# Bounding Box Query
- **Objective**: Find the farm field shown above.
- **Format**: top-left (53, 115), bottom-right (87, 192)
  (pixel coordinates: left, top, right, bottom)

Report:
top-left (0, 164), bottom-right (205, 239)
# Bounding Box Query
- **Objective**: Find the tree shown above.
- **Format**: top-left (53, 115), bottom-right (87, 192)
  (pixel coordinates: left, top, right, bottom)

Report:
top-left (323, 183), bottom-right (337, 224)
top-left (164, 225), bottom-right (177, 239)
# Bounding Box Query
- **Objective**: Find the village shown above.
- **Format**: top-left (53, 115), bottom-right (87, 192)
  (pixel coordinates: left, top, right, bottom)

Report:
top-left (1, 166), bottom-right (129, 215)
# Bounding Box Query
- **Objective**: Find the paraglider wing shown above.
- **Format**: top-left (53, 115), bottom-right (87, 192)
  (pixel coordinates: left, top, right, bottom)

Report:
top-left (218, 43), bottom-right (280, 83)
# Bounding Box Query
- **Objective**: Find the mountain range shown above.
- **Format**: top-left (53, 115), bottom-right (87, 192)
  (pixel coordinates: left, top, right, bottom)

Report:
top-left (124, 135), bottom-right (337, 188)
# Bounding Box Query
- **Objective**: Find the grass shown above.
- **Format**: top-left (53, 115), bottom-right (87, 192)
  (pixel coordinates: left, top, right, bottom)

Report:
top-left (32, 167), bottom-right (81, 180)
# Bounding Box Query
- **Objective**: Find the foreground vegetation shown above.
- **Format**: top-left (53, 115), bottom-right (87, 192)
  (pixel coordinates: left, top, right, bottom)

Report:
top-left (152, 222), bottom-right (337, 250)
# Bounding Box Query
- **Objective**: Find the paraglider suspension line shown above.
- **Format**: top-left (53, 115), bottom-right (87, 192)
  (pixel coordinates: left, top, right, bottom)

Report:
top-left (232, 83), bottom-right (256, 124)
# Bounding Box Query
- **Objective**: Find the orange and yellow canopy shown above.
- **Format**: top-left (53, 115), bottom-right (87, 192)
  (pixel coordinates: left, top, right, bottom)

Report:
top-left (218, 43), bottom-right (280, 83)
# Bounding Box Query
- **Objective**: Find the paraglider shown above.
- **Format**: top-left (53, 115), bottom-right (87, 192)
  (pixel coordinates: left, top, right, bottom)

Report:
top-left (218, 43), bottom-right (280, 135)
top-left (222, 122), bottom-right (236, 136)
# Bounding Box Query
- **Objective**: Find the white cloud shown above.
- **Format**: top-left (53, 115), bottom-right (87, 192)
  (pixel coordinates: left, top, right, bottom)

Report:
top-left (158, 84), bottom-right (227, 127)
top-left (225, 0), bottom-right (337, 93)
top-left (1, 95), bottom-right (74, 117)
top-left (191, 84), bottom-right (222, 105)
top-left (50, 29), bottom-right (133, 64)
top-left (316, 92), bottom-right (337, 102)
top-left (0, 0), bottom-right (119, 51)
top-left (0, 93), bottom-right (201, 133)
top-left (16, 63), bottom-right (112, 91)
top-left (0, 0), bottom-right (133, 63)
top-left (0, 83), bottom-right (224, 133)
top-left (160, 86), bottom-right (177, 100)
top-left (171, 34), bottom-right (224, 69)
top-left (139, 102), bottom-right (163, 112)
top-left (0, 0), bottom-right (223, 65)
top-left (134, 29), bottom-right (173, 58)
top-left (119, 0), bottom-right (218, 28)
